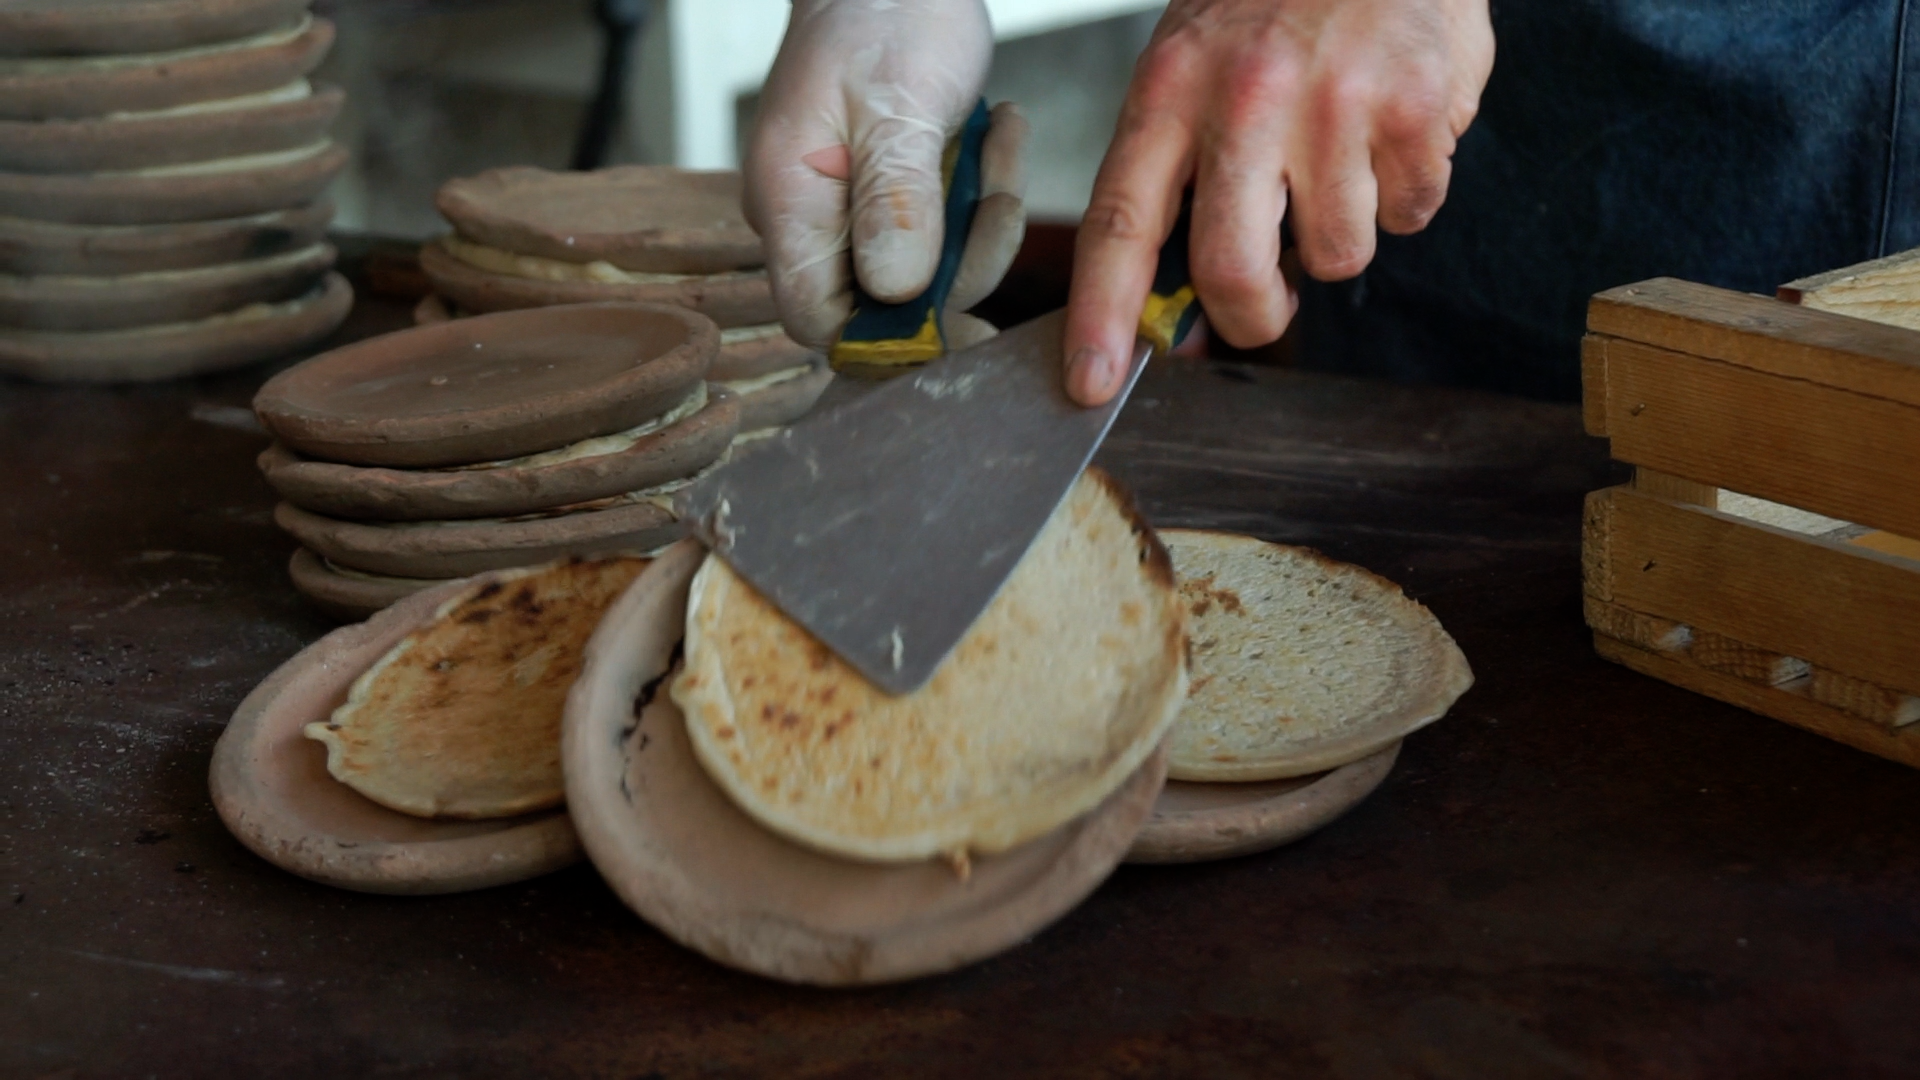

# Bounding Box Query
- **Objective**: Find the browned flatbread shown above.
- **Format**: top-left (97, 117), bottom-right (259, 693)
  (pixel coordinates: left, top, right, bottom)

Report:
top-left (436, 165), bottom-right (761, 275)
top-left (0, 270), bottom-right (349, 383)
top-left (711, 323), bottom-right (814, 382)
top-left (208, 573), bottom-right (583, 895)
top-left (0, 0), bottom-right (311, 58)
top-left (287, 547), bottom-right (449, 622)
top-left (0, 17), bottom-right (333, 121)
top-left (275, 496), bottom-right (683, 579)
top-left (562, 539), bottom-right (1171, 985)
top-left (0, 140), bottom-right (347, 225)
top-left (254, 301), bottom-right (716, 469)
top-left (259, 387), bottom-right (740, 522)
top-left (727, 358), bottom-right (834, 433)
top-left (0, 83), bottom-right (342, 174)
top-left (0, 242), bottom-right (333, 331)
top-left (0, 200), bottom-right (332, 276)
top-left (419, 237), bottom-right (776, 329)
top-left (307, 557), bottom-right (652, 819)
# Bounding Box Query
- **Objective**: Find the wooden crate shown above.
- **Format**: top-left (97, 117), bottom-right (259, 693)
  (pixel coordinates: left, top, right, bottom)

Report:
top-left (1582, 255), bottom-right (1920, 767)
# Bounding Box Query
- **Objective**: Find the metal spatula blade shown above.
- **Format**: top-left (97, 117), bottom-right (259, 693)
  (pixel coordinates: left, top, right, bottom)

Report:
top-left (674, 310), bottom-right (1151, 695)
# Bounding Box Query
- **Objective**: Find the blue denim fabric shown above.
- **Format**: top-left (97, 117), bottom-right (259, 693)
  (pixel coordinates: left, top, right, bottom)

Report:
top-left (1295, 0), bottom-right (1918, 400)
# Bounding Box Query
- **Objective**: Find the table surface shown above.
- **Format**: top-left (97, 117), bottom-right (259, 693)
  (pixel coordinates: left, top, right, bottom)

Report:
top-left (5, 282), bottom-right (1919, 1079)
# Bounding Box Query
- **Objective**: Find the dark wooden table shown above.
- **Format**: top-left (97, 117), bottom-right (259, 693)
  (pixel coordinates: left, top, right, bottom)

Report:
top-left (5, 279), bottom-right (1919, 1079)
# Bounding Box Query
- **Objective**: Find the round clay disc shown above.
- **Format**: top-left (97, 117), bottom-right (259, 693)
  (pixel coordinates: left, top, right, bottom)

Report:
top-left (1124, 741), bottom-right (1400, 865)
top-left (0, 269), bottom-right (349, 383)
top-left (0, 82), bottom-right (342, 173)
top-left (259, 388), bottom-right (741, 522)
top-left (419, 237), bottom-right (776, 329)
top-left (209, 573), bottom-right (583, 895)
top-left (562, 540), bottom-right (1167, 986)
top-left (275, 498), bottom-right (683, 579)
top-left (436, 165), bottom-right (762, 275)
top-left (0, 241), bottom-right (333, 331)
top-left (0, 199), bottom-right (332, 276)
top-left (711, 323), bottom-right (815, 382)
top-left (287, 547), bottom-right (449, 622)
top-left (729, 359), bottom-right (834, 433)
top-left (254, 301), bottom-right (717, 469)
top-left (0, 16), bottom-right (332, 121)
top-left (0, 140), bottom-right (347, 225)
top-left (0, 0), bottom-right (310, 58)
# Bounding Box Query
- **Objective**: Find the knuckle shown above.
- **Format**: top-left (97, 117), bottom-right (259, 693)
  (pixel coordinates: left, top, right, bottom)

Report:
top-left (1303, 229), bottom-right (1374, 281)
top-left (1080, 192), bottom-right (1162, 247)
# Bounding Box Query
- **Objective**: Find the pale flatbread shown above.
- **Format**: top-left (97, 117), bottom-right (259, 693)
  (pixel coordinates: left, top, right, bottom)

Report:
top-left (671, 469), bottom-right (1189, 864)
top-left (1161, 529), bottom-right (1473, 781)
top-left (304, 556), bottom-right (650, 819)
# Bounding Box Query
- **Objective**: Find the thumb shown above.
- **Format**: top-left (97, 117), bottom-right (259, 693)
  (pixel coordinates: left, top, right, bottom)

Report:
top-left (845, 103), bottom-right (950, 303)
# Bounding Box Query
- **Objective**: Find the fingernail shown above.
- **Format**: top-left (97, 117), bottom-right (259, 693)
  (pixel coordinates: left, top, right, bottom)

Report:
top-left (1067, 344), bottom-right (1112, 403)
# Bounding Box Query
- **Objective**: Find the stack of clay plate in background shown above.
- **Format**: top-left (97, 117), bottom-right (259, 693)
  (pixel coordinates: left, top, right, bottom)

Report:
top-left (253, 302), bottom-right (739, 620)
top-left (0, 0), bottom-right (350, 382)
top-left (415, 165), bottom-right (830, 439)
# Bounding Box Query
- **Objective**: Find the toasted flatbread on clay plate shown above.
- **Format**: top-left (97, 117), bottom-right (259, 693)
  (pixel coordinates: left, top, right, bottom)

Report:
top-left (0, 139), bottom-right (348, 225)
top-left (420, 236), bottom-right (775, 328)
top-left (0, 241), bottom-right (333, 331)
top-left (0, 199), bottom-right (333, 276)
top-left (258, 384), bottom-right (740, 521)
top-left (1126, 529), bottom-right (1472, 863)
top-left (721, 357), bottom-right (834, 434)
top-left (0, 0), bottom-right (312, 58)
top-left (563, 470), bottom-right (1187, 984)
top-left (0, 81), bottom-right (344, 174)
top-left (305, 557), bottom-right (650, 820)
top-left (210, 560), bottom-right (652, 894)
top-left (287, 547), bottom-right (449, 622)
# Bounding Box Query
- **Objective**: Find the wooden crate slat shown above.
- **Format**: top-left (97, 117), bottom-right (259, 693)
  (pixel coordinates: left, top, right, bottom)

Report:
top-left (1587, 278), bottom-right (1920, 409)
top-left (1592, 338), bottom-right (1920, 540)
top-left (1591, 485), bottom-right (1920, 697)
top-left (1809, 667), bottom-right (1920, 728)
top-left (1595, 633), bottom-right (1920, 770)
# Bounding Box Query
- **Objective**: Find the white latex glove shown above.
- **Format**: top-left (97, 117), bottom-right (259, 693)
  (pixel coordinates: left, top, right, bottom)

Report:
top-left (745, 0), bottom-right (1029, 351)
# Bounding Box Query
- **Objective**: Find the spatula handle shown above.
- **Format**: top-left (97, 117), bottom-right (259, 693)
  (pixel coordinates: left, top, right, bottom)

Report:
top-left (829, 99), bottom-right (992, 376)
top-left (1137, 196), bottom-right (1200, 354)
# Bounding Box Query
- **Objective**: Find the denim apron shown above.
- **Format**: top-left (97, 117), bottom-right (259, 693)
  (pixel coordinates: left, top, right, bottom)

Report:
top-left (1295, 0), bottom-right (1919, 400)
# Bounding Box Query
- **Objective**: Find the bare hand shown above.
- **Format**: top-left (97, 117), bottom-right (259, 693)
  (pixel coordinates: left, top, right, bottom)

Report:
top-left (1061, 0), bottom-right (1493, 404)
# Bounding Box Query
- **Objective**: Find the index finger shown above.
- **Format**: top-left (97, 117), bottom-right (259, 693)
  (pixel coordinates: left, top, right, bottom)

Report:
top-left (1062, 99), bottom-right (1195, 406)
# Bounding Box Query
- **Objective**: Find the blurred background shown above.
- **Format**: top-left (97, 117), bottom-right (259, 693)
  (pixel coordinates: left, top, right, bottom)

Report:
top-left (312, 0), bottom-right (1165, 238)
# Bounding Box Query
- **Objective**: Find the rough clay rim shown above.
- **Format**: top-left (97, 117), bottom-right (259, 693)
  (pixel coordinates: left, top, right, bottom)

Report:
top-left (562, 539), bottom-right (1170, 986)
top-left (1125, 740), bottom-right (1401, 864)
top-left (1160, 527), bottom-right (1474, 781)
top-left (208, 574), bottom-right (582, 895)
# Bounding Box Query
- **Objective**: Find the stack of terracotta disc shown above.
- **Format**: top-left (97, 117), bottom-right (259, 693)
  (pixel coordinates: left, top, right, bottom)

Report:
top-left (253, 302), bottom-right (740, 620)
top-left (0, 0), bottom-right (351, 383)
top-left (415, 165), bottom-right (830, 438)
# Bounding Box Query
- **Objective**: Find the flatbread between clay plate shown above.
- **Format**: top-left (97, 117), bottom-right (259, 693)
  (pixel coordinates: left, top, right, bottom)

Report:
top-left (1161, 529), bottom-right (1473, 781)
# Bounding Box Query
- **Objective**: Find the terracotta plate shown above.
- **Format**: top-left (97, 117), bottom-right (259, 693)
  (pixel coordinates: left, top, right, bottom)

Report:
top-left (0, 241), bottom-right (333, 331)
top-left (1125, 741), bottom-right (1400, 864)
top-left (275, 498), bottom-right (683, 579)
top-left (0, 83), bottom-right (343, 174)
top-left (254, 301), bottom-right (717, 469)
top-left (0, 0), bottom-right (310, 58)
top-left (209, 573), bottom-right (582, 894)
top-left (286, 547), bottom-right (448, 622)
top-left (436, 165), bottom-right (762, 275)
top-left (0, 199), bottom-right (333, 276)
top-left (0, 16), bottom-right (332, 121)
top-left (259, 388), bottom-right (740, 522)
top-left (0, 270), bottom-right (349, 384)
top-left (728, 359), bottom-right (834, 433)
top-left (420, 238), bottom-right (776, 329)
top-left (562, 541), bottom-right (1167, 986)
top-left (0, 140), bottom-right (347, 226)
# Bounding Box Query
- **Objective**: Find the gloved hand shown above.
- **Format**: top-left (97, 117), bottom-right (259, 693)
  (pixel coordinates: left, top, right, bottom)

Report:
top-left (1062, 0), bottom-right (1494, 405)
top-left (744, 0), bottom-right (1029, 351)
